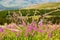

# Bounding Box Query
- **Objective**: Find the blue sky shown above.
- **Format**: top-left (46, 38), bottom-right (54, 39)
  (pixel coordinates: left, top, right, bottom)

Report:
top-left (0, 0), bottom-right (60, 8)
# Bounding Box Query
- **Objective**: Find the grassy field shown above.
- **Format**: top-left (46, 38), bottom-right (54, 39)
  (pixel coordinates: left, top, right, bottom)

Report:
top-left (0, 2), bottom-right (60, 40)
top-left (0, 22), bottom-right (60, 40)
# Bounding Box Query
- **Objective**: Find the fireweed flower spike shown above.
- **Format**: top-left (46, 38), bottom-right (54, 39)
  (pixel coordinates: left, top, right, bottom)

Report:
top-left (45, 24), bottom-right (49, 32)
top-left (52, 24), bottom-right (57, 31)
top-left (38, 29), bottom-right (43, 33)
top-left (7, 23), bottom-right (17, 29)
top-left (0, 27), bottom-right (4, 32)
top-left (22, 21), bottom-right (26, 27)
top-left (7, 24), bottom-right (11, 28)
top-left (31, 21), bottom-right (36, 26)
top-left (25, 30), bottom-right (29, 37)
top-left (28, 24), bottom-right (33, 31)
top-left (33, 26), bottom-right (37, 31)
top-left (38, 20), bottom-right (43, 27)
top-left (25, 32), bottom-right (28, 37)
top-left (48, 33), bottom-right (52, 38)
top-left (16, 33), bottom-right (20, 37)
top-left (9, 29), bottom-right (20, 32)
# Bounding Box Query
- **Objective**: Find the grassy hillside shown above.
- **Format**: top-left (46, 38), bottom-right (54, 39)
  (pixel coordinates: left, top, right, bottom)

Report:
top-left (24, 2), bottom-right (60, 9)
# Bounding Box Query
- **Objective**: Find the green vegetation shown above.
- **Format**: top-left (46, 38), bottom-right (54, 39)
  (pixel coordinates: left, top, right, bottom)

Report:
top-left (0, 2), bottom-right (60, 40)
top-left (0, 3), bottom-right (60, 24)
top-left (0, 8), bottom-right (60, 24)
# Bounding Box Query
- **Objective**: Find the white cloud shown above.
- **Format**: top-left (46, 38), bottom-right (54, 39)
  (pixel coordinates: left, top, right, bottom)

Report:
top-left (0, 0), bottom-right (60, 8)
top-left (0, 0), bottom-right (26, 7)
top-left (0, 0), bottom-right (49, 7)
top-left (56, 0), bottom-right (60, 2)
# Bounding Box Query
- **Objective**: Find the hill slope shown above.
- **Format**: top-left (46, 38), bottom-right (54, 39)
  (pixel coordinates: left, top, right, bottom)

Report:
top-left (24, 2), bottom-right (60, 9)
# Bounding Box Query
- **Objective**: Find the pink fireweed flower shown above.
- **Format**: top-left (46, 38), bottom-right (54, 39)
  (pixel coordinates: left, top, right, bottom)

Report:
top-left (48, 33), bottom-right (52, 38)
top-left (45, 25), bottom-right (51, 33)
top-left (11, 23), bottom-right (17, 26)
top-left (38, 29), bottom-right (43, 33)
top-left (52, 24), bottom-right (57, 31)
top-left (16, 33), bottom-right (20, 37)
top-left (9, 29), bottom-right (20, 32)
top-left (33, 26), bottom-right (37, 31)
top-left (45, 29), bottom-right (50, 33)
top-left (38, 21), bottom-right (43, 27)
top-left (0, 27), bottom-right (4, 32)
top-left (7, 23), bottom-right (17, 29)
top-left (44, 24), bottom-right (49, 32)
top-left (7, 24), bottom-right (11, 28)
top-left (25, 32), bottom-right (28, 37)
top-left (31, 21), bottom-right (36, 26)
top-left (28, 24), bottom-right (33, 31)
top-left (25, 30), bottom-right (28, 37)
top-left (46, 24), bottom-right (48, 27)
top-left (20, 30), bottom-right (22, 33)
top-left (25, 29), bottom-right (29, 32)
top-left (22, 21), bottom-right (26, 27)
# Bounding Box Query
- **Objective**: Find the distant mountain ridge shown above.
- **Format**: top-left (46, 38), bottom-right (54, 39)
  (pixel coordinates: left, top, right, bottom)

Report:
top-left (23, 2), bottom-right (60, 9)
